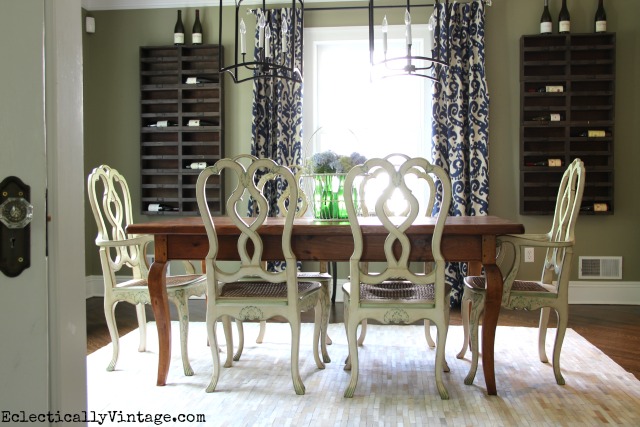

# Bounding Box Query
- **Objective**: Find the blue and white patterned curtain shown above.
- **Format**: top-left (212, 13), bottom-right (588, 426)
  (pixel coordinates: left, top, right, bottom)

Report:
top-left (431, 0), bottom-right (489, 306)
top-left (249, 8), bottom-right (304, 218)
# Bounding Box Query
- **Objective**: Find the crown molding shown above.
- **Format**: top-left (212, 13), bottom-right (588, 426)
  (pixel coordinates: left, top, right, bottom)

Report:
top-left (81, 0), bottom-right (347, 11)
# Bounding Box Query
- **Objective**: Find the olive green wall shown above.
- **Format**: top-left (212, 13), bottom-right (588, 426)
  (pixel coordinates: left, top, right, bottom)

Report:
top-left (83, 1), bottom-right (640, 290)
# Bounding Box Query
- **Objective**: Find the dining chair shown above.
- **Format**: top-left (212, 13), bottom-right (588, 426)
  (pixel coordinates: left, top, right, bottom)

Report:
top-left (228, 156), bottom-right (333, 364)
top-left (87, 165), bottom-right (206, 375)
top-left (354, 153), bottom-right (438, 349)
top-left (196, 157), bottom-right (325, 394)
top-left (341, 156), bottom-right (453, 399)
top-left (456, 158), bottom-right (585, 386)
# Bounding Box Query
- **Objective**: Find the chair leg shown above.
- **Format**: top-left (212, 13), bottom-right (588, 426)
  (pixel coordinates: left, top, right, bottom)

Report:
top-left (343, 295), bottom-right (351, 370)
top-left (312, 300), bottom-right (326, 370)
top-left (424, 319), bottom-right (436, 348)
top-left (320, 280), bottom-right (332, 363)
top-left (331, 261), bottom-right (338, 304)
top-left (174, 295), bottom-right (194, 376)
top-left (221, 316), bottom-right (234, 366)
top-left (344, 316), bottom-right (360, 398)
top-left (233, 318), bottom-right (244, 362)
top-left (256, 320), bottom-right (266, 344)
top-left (434, 323), bottom-right (450, 400)
top-left (205, 315), bottom-right (221, 393)
top-left (464, 294), bottom-right (484, 386)
top-left (357, 319), bottom-right (367, 346)
top-left (551, 308), bottom-right (567, 385)
top-left (456, 294), bottom-right (472, 359)
top-left (104, 300), bottom-right (120, 371)
top-left (135, 303), bottom-right (147, 352)
top-left (538, 306), bottom-right (551, 363)
top-left (289, 315), bottom-right (305, 395)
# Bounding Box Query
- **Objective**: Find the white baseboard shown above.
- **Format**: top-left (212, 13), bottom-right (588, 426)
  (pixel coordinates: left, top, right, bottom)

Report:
top-left (569, 280), bottom-right (640, 305)
top-left (86, 276), bottom-right (640, 305)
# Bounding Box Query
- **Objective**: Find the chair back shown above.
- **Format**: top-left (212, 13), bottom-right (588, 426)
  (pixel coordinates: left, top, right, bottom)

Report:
top-left (197, 158), bottom-right (299, 300)
top-left (543, 158), bottom-right (585, 283)
top-left (344, 157), bottom-right (452, 301)
top-left (358, 153), bottom-right (437, 218)
top-left (87, 165), bottom-right (150, 283)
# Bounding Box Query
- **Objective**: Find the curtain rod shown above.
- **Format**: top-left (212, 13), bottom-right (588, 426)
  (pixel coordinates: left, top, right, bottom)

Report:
top-left (305, 0), bottom-right (491, 12)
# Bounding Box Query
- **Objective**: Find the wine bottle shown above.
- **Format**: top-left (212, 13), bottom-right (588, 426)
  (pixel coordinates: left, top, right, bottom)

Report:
top-left (185, 162), bottom-right (208, 169)
top-left (185, 77), bottom-right (214, 84)
top-left (580, 203), bottom-right (608, 212)
top-left (540, 0), bottom-right (553, 35)
top-left (192, 9), bottom-right (203, 44)
top-left (579, 130), bottom-right (609, 137)
top-left (187, 119), bottom-right (215, 127)
top-left (558, 0), bottom-right (570, 34)
top-left (525, 159), bottom-right (563, 167)
top-left (148, 203), bottom-right (178, 212)
top-left (147, 120), bottom-right (178, 127)
top-left (174, 10), bottom-right (185, 46)
top-left (531, 113), bottom-right (563, 122)
top-left (595, 0), bottom-right (607, 33)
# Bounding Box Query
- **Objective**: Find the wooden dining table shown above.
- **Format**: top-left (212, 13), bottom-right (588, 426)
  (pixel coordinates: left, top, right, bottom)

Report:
top-left (127, 215), bottom-right (524, 396)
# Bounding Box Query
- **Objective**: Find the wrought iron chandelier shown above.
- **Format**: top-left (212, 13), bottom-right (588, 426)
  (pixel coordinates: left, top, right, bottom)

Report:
top-left (368, 0), bottom-right (448, 80)
top-left (217, 0), bottom-right (303, 84)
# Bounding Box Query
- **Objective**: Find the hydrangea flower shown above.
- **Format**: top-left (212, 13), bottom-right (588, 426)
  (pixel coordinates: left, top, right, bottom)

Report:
top-left (307, 150), bottom-right (367, 174)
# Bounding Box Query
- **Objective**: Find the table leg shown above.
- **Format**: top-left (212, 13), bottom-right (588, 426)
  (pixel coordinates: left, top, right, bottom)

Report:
top-left (481, 263), bottom-right (502, 395)
top-left (148, 259), bottom-right (171, 386)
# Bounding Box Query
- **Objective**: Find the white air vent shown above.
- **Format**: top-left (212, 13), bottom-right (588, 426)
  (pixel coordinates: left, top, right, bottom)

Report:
top-left (579, 256), bottom-right (622, 279)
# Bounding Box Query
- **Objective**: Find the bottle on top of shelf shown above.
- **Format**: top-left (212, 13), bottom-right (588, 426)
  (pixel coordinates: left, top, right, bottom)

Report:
top-left (558, 0), bottom-right (570, 34)
top-left (174, 10), bottom-right (185, 45)
top-left (540, 0), bottom-right (553, 34)
top-left (192, 9), bottom-right (203, 44)
top-left (594, 0), bottom-right (607, 33)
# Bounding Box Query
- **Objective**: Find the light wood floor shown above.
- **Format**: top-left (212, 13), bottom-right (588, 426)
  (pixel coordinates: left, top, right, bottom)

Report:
top-left (86, 297), bottom-right (640, 381)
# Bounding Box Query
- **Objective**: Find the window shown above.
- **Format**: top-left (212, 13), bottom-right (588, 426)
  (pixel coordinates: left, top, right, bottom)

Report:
top-left (303, 25), bottom-right (433, 161)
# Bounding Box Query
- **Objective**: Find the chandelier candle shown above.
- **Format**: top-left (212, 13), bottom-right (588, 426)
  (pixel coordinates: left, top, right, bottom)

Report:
top-left (382, 16), bottom-right (388, 56)
top-left (404, 9), bottom-right (412, 47)
top-left (239, 19), bottom-right (246, 54)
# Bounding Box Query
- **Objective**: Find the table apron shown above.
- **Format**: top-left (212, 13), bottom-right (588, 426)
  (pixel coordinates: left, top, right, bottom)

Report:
top-left (160, 234), bottom-right (488, 263)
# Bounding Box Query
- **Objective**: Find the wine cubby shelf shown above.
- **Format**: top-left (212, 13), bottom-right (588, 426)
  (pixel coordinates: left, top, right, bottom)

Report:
top-left (520, 33), bottom-right (615, 215)
top-left (140, 45), bottom-right (224, 216)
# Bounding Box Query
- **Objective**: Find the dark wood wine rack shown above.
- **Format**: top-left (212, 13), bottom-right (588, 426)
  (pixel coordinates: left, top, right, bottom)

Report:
top-left (520, 33), bottom-right (615, 215)
top-left (139, 44), bottom-right (224, 216)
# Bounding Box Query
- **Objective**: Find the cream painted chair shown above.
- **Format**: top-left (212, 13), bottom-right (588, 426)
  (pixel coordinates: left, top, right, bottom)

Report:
top-left (228, 156), bottom-right (333, 364)
top-left (341, 156), bottom-right (453, 399)
top-left (354, 153), bottom-right (438, 349)
top-left (87, 165), bottom-right (206, 375)
top-left (197, 157), bottom-right (325, 395)
top-left (456, 158), bottom-right (585, 386)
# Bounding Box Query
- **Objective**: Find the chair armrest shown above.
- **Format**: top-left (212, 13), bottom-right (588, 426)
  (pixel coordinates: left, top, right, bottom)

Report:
top-left (95, 234), bottom-right (153, 248)
top-left (499, 233), bottom-right (573, 248)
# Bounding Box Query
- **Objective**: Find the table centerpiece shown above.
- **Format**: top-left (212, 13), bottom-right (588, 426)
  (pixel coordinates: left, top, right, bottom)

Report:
top-left (305, 150), bottom-right (366, 220)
